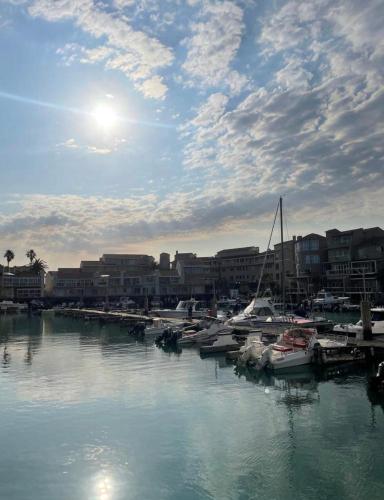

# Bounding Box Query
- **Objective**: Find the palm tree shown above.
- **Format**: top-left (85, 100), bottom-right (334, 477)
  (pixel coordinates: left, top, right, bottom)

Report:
top-left (26, 249), bottom-right (36, 265)
top-left (4, 250), bottom-right (15, 272)
top-left (31, 258), bottom-right (48, 275)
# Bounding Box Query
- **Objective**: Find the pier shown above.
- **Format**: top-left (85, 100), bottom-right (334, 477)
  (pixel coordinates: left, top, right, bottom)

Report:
top-left (54, 308), bottom-right (152, 326)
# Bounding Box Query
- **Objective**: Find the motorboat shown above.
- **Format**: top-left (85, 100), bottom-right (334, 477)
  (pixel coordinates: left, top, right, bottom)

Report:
top-left (0, 300), bottom-right (28, 313)
top-left (228, 297), bottom-right (330, 333)
top-left (317, 334), bottom-right (348, 348)
top-left (144, 318), bottom-right (185, 336)
top-left (178, 319), bottom-right (232, 346)
top-left (333, 307), bottom-right (384, 336)
top-left (238, 332), bottom-right (270, 369)
top-left (200, 332), bottom-right (242, 354)
top-left (150, 299), bottom-right (209, 319)
top-left (265, 328), bottom-right (318, 370)
top-left (239, 328), bottom-right (318, 371)
top-left (313, 290), bottom-right (350, 310)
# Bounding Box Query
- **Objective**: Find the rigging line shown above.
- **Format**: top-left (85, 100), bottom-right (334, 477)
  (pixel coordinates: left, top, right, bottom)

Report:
top-left (255, 200), bottom-right (280, 299)
top-left (283, 197), bottom-right (290, 241)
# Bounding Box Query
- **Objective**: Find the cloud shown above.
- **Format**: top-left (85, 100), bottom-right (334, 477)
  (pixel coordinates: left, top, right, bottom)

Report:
top-left (176, 0), bottom-right (384, 244)
top-left (57, 138), bottom-right (79, 149)
top-left (1, 0), bottom-right (384, 268)
top-left (86, 145), bottom-right (112, 155)
top-left (134, 75), bottom-right (168, 101)
top-left (182, 0), bottom-right (247, 93)
top-left (29, 0), bottom-right (174, 99)
top-left (56, 137), bottom-right (125, 155)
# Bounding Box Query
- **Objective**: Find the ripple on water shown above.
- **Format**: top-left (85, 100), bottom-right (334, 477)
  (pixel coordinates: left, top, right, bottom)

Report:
top-left (1, 314), bottom-right (384, 500)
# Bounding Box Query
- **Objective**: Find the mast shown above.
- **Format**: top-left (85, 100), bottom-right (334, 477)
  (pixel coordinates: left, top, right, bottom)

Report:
top-left (280, 196), bottom-right (285, 314)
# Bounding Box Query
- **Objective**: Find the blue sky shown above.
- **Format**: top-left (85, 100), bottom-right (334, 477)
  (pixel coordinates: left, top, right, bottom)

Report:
top-left (0, 0), bottom-right (383, 269)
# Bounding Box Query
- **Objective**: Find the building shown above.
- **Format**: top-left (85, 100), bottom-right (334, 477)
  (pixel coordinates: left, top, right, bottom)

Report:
top-left (0, 265), bottom-right (44, 300)
top-left (215, 246), bottom-right (272, 295)
top-left (295, 234), bottom-right (327, 296)
top-left (273, 239), bottom-right (297, 300)
top-left (324, 227), bottom-right (384, 299)
top-left (173, 252), bottom-right (218, 296)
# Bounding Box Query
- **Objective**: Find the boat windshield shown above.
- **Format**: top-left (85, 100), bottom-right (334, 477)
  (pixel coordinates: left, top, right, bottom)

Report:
top-left (253, 307), bottom-right (274, 316)
top-left (372, 310), bottom-right (384, 322)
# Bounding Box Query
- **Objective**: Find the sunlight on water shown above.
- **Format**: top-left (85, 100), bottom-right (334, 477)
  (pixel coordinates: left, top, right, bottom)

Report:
top-left (0, 312), bottom-right (383, 500)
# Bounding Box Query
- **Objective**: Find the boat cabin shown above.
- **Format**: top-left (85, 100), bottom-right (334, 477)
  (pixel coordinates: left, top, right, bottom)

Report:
top-left (175, 300), bottom-right (206, 311)
top-left (372, 308), bottom-right (384, 322)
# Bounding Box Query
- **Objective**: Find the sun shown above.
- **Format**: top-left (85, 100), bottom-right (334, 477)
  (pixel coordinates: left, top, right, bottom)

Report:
top-left (92, 104), bottom-right (118, 130)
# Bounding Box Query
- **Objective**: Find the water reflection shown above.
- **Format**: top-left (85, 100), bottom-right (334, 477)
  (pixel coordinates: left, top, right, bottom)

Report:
top-left (0, 313), bottom-right (44, 367)
top-left (93, 471), bottom-right (115, 500)
top-left (235, 365), bottom-right (320, 408)
top-left (0, 313), bottom-right (384, 500)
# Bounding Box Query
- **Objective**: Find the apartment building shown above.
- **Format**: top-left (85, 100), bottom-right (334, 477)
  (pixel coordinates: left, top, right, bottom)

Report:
top-left (1, 265), bottom-right (44, 300)
top-left (324, 227), bottom-right (384, 298)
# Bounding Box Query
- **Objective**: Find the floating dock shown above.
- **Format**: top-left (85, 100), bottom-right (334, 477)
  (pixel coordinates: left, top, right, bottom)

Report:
top-left (54, 308), bottom-right (152, 325)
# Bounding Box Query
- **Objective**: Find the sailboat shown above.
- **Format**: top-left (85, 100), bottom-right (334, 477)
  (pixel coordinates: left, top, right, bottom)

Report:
top-left (228, 197), bottom-right (330, 333)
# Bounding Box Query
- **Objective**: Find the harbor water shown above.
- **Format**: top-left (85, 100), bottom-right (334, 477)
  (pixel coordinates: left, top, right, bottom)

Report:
top-left (0, 312), bottom-right (383, 500)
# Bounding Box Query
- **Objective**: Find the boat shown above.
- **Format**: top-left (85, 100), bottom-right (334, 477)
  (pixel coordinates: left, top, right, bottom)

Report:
top-left (178, 319), bottom-right (232, 346)
top-left (229, 198), bottom-right (331, 333)
top-left (237, 332), bottom-right (270, 369)
top-left (144, 318), bottom-right (186, 336)
top-left (317, 334), bottom-right (348, 348)
top-left (227, 297), bottom-right (331, 333)
top-left (0, 300), bottom-right (28, 314)
top-left (239, 327), bottom-right (318, 371)
top-left (265, 328), bottom-right (318, 370)
top-left (200, 332), bottom-right (242, 355)
top-left (150, 299), bottom-right (209, 319)
top-left (333, 307), bottom-right (384, 336)
top-left (313, 290), bottom-right (350, 310)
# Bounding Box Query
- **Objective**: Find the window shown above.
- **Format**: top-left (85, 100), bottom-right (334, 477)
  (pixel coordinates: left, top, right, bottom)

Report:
top-left (305, 255), bottom-right (320, 264)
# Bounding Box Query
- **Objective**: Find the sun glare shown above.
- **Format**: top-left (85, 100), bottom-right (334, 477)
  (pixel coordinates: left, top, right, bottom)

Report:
top-left (92, 104), bottom-right (118, 130)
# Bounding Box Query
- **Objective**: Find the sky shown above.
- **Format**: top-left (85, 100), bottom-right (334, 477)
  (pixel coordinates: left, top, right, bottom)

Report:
top-left (0, 0), bottom-right (383, 270)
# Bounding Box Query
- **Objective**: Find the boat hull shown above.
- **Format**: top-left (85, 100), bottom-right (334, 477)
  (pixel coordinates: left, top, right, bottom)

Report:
top-left (269, 350), bottom-right (313, 370)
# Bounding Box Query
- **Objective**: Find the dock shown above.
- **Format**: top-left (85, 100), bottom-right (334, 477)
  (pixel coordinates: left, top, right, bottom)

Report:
top-left (54, 308), bottom-right (152, 325)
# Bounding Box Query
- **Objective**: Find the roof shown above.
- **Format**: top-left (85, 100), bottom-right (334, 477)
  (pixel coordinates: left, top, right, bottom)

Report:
top-left (299, 233), bottom-right (326, 240)
top-left (216, 246), bottom-right (259, 257)
top-left (101, 254), bottom-right (154, 259)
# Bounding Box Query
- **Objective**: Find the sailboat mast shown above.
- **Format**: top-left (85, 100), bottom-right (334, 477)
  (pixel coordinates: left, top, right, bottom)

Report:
top-left (280, 196), bottom-right (285, 314)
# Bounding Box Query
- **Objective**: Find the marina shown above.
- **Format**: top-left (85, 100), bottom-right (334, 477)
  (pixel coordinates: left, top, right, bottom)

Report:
top-left (1, 311), bottom-right (384, 500)
top-left (1, 1), bottom-right (384, 498)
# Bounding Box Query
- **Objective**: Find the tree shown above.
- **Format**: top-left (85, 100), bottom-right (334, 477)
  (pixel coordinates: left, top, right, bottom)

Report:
top-left (26, 249), bottom-right (37, 265)
top-left (31, 258), bottom-right (48, 275)
top-left (4, 250), bottom-right (15, 272)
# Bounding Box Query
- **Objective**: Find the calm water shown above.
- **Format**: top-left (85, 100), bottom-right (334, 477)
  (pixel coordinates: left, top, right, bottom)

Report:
top-left (0, 313), bottom-right (383, 500)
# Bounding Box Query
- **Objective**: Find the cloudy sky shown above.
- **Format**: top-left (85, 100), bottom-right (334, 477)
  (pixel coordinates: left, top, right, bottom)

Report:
top-left (0, 0), bottom-right (383, 269)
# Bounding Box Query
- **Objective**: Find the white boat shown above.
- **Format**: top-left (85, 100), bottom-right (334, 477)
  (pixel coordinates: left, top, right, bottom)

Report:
top-left (0, 300), bottom-right (28, 313)
top-left (150, 299), bottom-right (209, 319)
top-left (313, 290), bottom-right (350, 310)
top-left (144, 318), bottom-right (184, 336)
top-left (333, 307), bottom-right (384, 336)
top-left (240, 328), bottom-right (318, 371)
top-left (200, 332), bottom-right (241, 354)
top-left (228, 297), bottom-right (330, 332)
top-left (266, 328), bottom-right (318, 370)
top-left (317, 334), bottom-right (348, 348)
top-left (238, 332), bottom-right (270, 369)
top-left (178, 319), bottom-right (232, 346)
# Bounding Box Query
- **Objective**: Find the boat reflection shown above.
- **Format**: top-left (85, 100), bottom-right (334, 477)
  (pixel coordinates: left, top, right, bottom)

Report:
top-left (235, 364), bottom-right (320, 407)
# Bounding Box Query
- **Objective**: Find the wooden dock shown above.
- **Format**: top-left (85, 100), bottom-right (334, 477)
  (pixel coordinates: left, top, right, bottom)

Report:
top-left (55, 308), bottom-right (151, 324)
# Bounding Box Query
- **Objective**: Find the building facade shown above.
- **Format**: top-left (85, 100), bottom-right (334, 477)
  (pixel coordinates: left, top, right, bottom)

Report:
top-left (1, 265), bottom-right (44, 300)
top-left (324, 227), bottom-right (384, 299)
